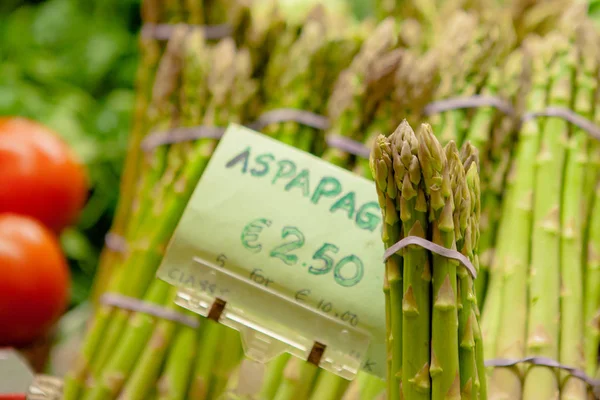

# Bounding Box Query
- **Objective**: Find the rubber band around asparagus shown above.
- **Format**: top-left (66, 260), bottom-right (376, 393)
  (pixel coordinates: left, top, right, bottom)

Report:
top-left (141, 23), bottom-right (231, 41)
top-left (383, 235), bottom-right (477, 279)
top-left (141, 109), bottom-right (373, 159)
top-left (424, 95), bottom-right (516, 117)
top-left (103, 232), bottom-right (128, 254)
top-left (100, 293), bottom-right (200, 329)
top-left (424, 95), bottom-right (600, 141)
top-left (141, 108), bottom-right (329, 150)
top-left (485, 356), bottom-right (600, 396)
top-left (325, 134), bottom-right (371, 159)
top-left (521, 106), bottom-right (600, 141)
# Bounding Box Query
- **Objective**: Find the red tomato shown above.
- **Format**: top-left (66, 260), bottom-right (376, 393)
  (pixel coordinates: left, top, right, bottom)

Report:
top-left (0, 214), bottom-right (70, 346)
top-left (0, 117), bottom-right (87, 233)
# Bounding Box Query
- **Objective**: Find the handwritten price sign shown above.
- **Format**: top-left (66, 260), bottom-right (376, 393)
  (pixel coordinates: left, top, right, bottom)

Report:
top-left (157, 125), bottom-right (386, 378)
top-left (241, 219), bottom-right (364, 288)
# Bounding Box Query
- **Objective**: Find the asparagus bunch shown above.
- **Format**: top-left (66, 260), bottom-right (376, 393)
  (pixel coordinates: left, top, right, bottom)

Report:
top-left (354, 48), bottom-right (439, 179)
top-left (247, 17), bottom-right (359, 400)
top-left (481, 33), bottom-right (556, 399)
top-left (91, 0), bottom-right (187, 303)
top-left (64, 27), bottom-right (257, 399)
top-left (320, 17), bottom-right (400, 166)
top-left (79, 1), bottom-right (600, 399)
top-left (212, 12), bottom-right (385, 400)
top-left (370, 120), bottom-right (486, 400)
top-left (482, 11), bottom-right (600, 397)
top-left (471, 50), bottom-right (524, 305)
top-left (90, 0), bottom-right (281, 304)
top-left (558, 18), bottom-right (598, 400)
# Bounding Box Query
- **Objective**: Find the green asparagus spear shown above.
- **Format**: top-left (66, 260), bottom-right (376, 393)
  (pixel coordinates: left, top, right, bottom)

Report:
top-left (458, 144), bottom-right (479, 398)
top-left (391, 121), bottom-right (431, 400)
top-left (419, 127), bottom-right (459, 400)
top-left (189, 320), bottom-right (222, 399)
top-left (156, 314), bottom-right (200, 400)
top-left (63, 26), bottom-right (187, 399)
top-left (308, 371), bottom-right (350, 400)
top-left (322, 17), bottom-right (399, 168)
top-left (272, 357), bottom-right (319, 400)
top-left (85, 284), bottom-right (171, 400)
top-left (118, 291), bottom-right (182, 400)
top-left (370, 133), bottom-right (403, 399)
top-left (582, 22), bottom-right (600, 380)
top-left (469, 176), bottom-right (488, 400)
top-left (522, 34), bottom-right (572, 400)
top-left (559, 25), bottom-right (596, 400)
top-left (474, 49), bottom-right (524, 306)
top-left (258, 355), bottom-right (292, 400)
top-left (483, 36), bottom-right (546, 398)
top-left (208, 328), bottom-right (244, 399)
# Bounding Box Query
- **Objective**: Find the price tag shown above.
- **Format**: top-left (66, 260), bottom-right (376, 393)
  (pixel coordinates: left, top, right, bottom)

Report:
top-left (157, 124), bottom-right (386, 379)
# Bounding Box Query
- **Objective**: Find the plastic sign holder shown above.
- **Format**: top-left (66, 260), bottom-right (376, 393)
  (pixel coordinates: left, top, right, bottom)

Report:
top-left (157, 124), bottom-right (387, 380)
top-left (174, 256), bottom-right (371, 379)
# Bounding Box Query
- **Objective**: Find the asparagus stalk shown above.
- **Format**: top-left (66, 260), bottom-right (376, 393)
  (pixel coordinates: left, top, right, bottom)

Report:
top-left (342, 372), bottom-right (385, 400)
top-left (81, 280), bottom-right (171, 400)
top-left (225, 17), bottom-right (365, 399)
top-left (583, 25), bottom-right (600, 380)
top-left (473, 50), bottom-right (524, 306)
top-left (322, 17), bottom-right (399, 168)
top-left (181, 39), bottom-right (256, 399)
top-left (89, 25), bottom-right (200, 379)
top-left (63, 27), bottom-right (187, 399)
top-left (90, 0), bottom-right (186, 304)
top-left (359, 375), bottom-right (387, 400)
top-left (308, 371), bottom-right (350, 400)
top-left (118, 291), bottom-right (182, 400)
top-left (91, 31), bottom-right (163, 304)
top-left (156, 313), bottom-right (200, 400)
top-left (262, 19), bottom-right (326, 149)
top-left (90, 31), bottom-right (207, 394)
top-left (183, 0), bottom-right (203, 24)
top-left (457, 144), bottom-right (479, 398)
top-left (481, 37), bottom-right (543, 397)
top-left (585, 183), bottom-right (600, 379)
top-left (71, 27), bottom-right (257, 399)
top-left (394, 50), bottom-right (439, 129)
top-left (581, 26), bottom-right (600, 232)
top-left (263, 19), bottom-right (399, 399)
top-left (467, 165), bottom-right (488, 400)
top-left (559, 28), bottom-right (595, 400)
top-left (258, 354), bottom-right (292, 400)
top-left (208, 327), bottom-right (244, 399)
top-left (390, 122), bottom-right (431, 400)
top-left (353, 48), bottom-right (429, 179)
top-left (189, 321), bottom-right (222, 399)
top-left (428, 11), bottom-right (478, 143)
top-left (370, 133), bottom-right (403, 399)
top-left (418, 125), bottom-right (459, 400)
top-left (119, 0), bottom-right (187, 247)
top-left (239, 0), bottom-right (286, 87)
top-left (464, 68), bottom-right (500, 307)
top-left (355, 124), bottom-right (386, 179)
top-left (522, 34), bottom-right (572, 400)
top-left (272, 357), bottom-right (319, 400)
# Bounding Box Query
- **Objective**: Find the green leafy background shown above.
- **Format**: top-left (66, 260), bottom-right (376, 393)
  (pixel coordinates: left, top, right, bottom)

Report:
top-left (0, 0), bottom-right (141, 307)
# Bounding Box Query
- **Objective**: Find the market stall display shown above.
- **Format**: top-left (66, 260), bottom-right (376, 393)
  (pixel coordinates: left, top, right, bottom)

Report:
top-left (6, 0), bottom-right (600, 399)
